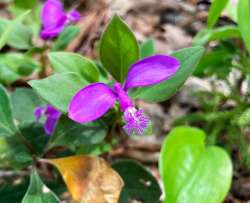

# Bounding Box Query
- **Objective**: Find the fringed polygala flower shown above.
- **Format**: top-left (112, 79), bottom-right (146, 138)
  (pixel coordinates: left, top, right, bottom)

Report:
top-left (40, 0), bottom-right (80, 40)
top-left (34, 104), bottom-right (61, 135)
top-left (68, 55), bottom-right (180, 136)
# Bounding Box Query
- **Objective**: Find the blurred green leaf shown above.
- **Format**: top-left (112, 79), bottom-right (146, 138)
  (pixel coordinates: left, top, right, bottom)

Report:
top-left (238, 0), bottom-right (250, 54)
top-left (238, 108), bottom-right (250, 126)
top-left (160, 127), bottom-right (232, 203)
top-left (52, 26), bottom-right (80, 51)
top-left (0, 19), bottom-right (33, 49)
top-left (48, 52), bottom-right (99, 82)
top-left (207, 0), bottom-right (229, 28)
top-left (0, 53), bottom-right (40, 85)
top-left (28, 73), bottom-right (87, 113)
top-left (0, 179), bottom-right (29, 203)
top-left (193, 26), bottom-right (240, 46)
top-left (194, 42), bottom-right (235, 78)
top-left (21, 169), bottom-right (60, 203)
top-left (48, 116), bottom-right (107, 150)
top-left (112, 159), bottom-right (161, 203)
top-left (11, 88), bottom-right (44, 125)
top-left (100, 14), bottom-right (139, 82)
top-left (0, 135), bottom-right (32, 169)
top-left (0, 85), bottom-right (16, 137)
top-left (130, 46), bottom-right (204, 102)
top-left (14, 0), bottom-right (37, 9)
top-left (0, 10), bottom-right (30, 50)
top-left (140, 38), bottom-right (155, 58)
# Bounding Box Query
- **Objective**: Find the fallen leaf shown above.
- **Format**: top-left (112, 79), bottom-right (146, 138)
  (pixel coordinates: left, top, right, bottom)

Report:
top-left (46, 155), bottom-right (124, 203)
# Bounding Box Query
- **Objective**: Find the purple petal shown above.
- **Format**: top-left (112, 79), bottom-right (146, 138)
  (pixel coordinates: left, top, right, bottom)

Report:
top-left (44, 116), bottom-right (59, 135)
top-left (40, 0), bottom-right (67, 39)
top-left (45, 104), bottom-right (61, 119)
top-left (40, 25), bottom-right (65, 40)
top-left (41, 0), bottom-right (66, 29)
top-left (124, 55), bottom-right (180, 91)
top-left (68, 83), bottom-right (117, 123)
top-left (34, 106), bottom-right (44, 121)
top-left (67, 10), bottom-right (81, 23)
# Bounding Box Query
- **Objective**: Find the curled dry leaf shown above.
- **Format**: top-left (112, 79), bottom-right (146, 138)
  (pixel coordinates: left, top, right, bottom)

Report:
top-left (46, 155), bottom-right (124, 203)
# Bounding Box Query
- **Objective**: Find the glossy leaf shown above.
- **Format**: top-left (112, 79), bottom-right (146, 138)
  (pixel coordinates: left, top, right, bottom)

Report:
top-left (100, 14), bottom-right (139, 82)
top-left (11, 88), bottom-right (44, 125)
top-left (29, 73), bottom-right (87, 113)
top-left (238, 0), bottom-right (250, 53)
top-left (47, 155), bottom-right (124, 203)
top-left (47, 116), bottom-right (107, 150)
top-left (207, 0), bottom-right (229, 28)
top-left (0, 10), bottom-right (30, 50)
top-left (21, 169), bottom-right (60, 203)
top-left (160, 127), bottom-right (232, 203)
top-left (48, 52), bottom-right (99, 82)
top-left (140, 38), bottom-right (155, 58)
top-left (112, 160), bottom-right (161, 203)
top-left (0, 85), bottom-right (16, 137)
top-left (130, 46), bottom-right (204, 102)
top-left (52, 26), bottom-right (80, 51)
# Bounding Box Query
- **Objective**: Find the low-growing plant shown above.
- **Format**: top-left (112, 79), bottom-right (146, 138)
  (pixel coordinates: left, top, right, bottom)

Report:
top-left (0, 0), bottom-right (233, 202)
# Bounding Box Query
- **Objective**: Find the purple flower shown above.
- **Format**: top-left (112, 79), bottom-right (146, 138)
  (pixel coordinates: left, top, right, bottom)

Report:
top-left (68, 55), bottom-right (180, 136)
top-left (40, 0), bottom-right (80, 40)
top-left (34, 104), bottom-right (61, 135)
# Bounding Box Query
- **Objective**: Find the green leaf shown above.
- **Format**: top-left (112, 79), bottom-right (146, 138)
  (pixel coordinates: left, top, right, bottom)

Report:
top-left (28, 73), bottom-right (87, 113)
top-left (21, 125), bottom-right (48, 155)
top-left (0, 135), bottom-right (33, 169)
top-left (0, 19), bottom-right (33, 49)
top-left (112, 160), bottom-right (161, 203)
top-left (52, 26), bottom-right (80, 51)
top-left (207, 0), bottom-right (229, 28)
top-left (0, 85), bottom-right (16, 137)
top-left (100, 14), bottom-right (139, 82)
top-left (48, 52), bottom-right (99, 82)
top-left (238, 108), bottom-right (250, 126)
top-left (140, 38), bottom-right (155, 58)
top-left (193, 26), bottom-right (240, 46)
top-left (238, 0), bottom-right (250, 54)
top-left (194, 43), bottom-right (235, 78)
top-left (160, 127), bottom-right (232, 203)
top-left (11, 88), bottom-right (44, 125)
top-left (130, 46), bottom-right (204, 102)
top-left (0, 53), bottom-right (40, 85)
top-left (0, 179), bottom-right (29, 203)
top-left (0, 10), bottom-right (30, 50)
top-left (14, 0), bottom-right (37, 9)
top-left (47, 116), bottom-right (107, 150)
top-left (21, 169), bottom-right (60, 203)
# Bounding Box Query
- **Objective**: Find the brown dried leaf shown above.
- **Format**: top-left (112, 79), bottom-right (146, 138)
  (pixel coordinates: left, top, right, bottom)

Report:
top-left (47, 155), bottom-right (124, 203)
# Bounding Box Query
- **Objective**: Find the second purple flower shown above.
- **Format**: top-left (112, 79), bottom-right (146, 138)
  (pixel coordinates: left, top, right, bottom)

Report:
top-left (68, 55), bottom-right (180, 136)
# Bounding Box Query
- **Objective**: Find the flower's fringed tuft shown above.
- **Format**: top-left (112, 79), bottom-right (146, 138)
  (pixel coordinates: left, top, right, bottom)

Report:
top-left (123, 107), bottom-right (149, 136)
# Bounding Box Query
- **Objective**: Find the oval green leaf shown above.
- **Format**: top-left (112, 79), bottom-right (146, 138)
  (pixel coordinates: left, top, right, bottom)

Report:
top-left (48, 52), bottom-right (99, 82)
top-left (100, 14), bottom-right (139, 83)
top-left (28, 73), bottom-right (87, 113)
top-left (160, 126), bottom-right (232, 203)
